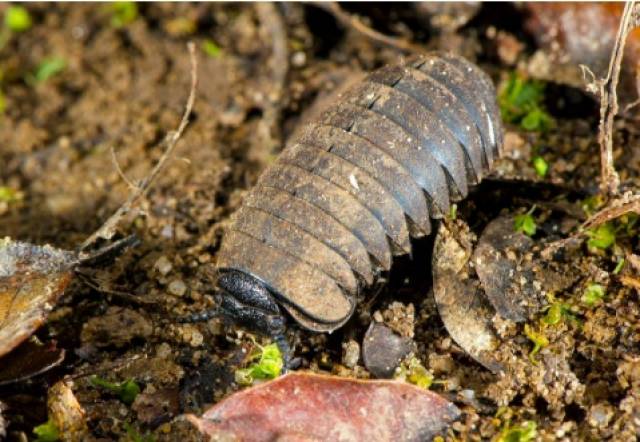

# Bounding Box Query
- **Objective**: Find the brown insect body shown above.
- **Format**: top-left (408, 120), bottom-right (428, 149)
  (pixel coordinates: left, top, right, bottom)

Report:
top-left (217, 52), bottom-right (503, 333)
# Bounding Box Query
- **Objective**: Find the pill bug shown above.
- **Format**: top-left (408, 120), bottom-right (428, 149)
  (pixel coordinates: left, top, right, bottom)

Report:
top-left (213, 52), bottom-right (504, 345)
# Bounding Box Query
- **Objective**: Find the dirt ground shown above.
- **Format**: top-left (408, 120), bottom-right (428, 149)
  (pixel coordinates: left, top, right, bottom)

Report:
top-left (1, 3), bottom-right (639, 441)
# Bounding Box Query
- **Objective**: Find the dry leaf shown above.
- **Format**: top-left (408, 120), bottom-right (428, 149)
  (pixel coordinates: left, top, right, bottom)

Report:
top-left (0, 339), bottom-right (65, 385)
top-left (0, 239), bottom-right (76, 358)
top-left (432, 220), bottom-right (504, 373)
top-left (186, 372), bottom-right (460, 442)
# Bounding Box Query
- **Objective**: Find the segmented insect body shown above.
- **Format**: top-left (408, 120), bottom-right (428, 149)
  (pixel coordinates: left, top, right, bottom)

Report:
top-left (216, 52), bottom-right (503, 335)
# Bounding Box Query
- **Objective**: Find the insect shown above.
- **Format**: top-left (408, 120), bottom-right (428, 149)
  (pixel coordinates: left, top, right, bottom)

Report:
top-left (209, 52), bottom-right (503, 355)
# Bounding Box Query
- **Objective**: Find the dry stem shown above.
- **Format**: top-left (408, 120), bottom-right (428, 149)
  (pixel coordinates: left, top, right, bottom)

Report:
top-left (80, 42), bottom-right (198, 251)
top-left (595, 1), bottom-right (637, 196)
top-left (314, 2), bottom-right (424, 54)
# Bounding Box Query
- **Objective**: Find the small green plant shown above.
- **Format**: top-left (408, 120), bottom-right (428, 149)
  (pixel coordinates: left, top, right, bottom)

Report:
top-left (499, 72), bottom-right (553, 132)
top-left (449, 203), bottom-right (458, 220)
top-left (524, 324), bottom-right (548, 364)
top-left (5, 5), bottom-right (32, 32)
top-left (33, 420), bottom-right (60, 442)
top-left (496, 420), bottom-right (537, 442)
top-left (614, 257), bottom-right (625, 275)
top-left (235, 342), bottom-right (283, 386)
top-left (532, 155), bottom-right (548, 178)
top-left (124, 422), bottom-right (155, 442)
top-left (586, 223), bottom-right (616, 250)
top-left (395, 356), bottom-right (434, 389)
top-left (0, 186), bottom-right (22, 203)
top-left (30, 57), bottom-right (66, 83)
top-left (110, 2), bottom-right (138, 28)
top-left (90, 376), bottom-right (141, 405)
top-left (581, 283), bottom-right (605, 307)
top-left (514, 206), bottom-right (537, 237)
top-left (202, 39), bottom-right (221, 58)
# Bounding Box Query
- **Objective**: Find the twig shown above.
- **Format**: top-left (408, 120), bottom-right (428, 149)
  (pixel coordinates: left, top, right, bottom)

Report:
top-left (255, 3), bottom-right (288, 151)
top-left (581, 192), bottom-right (640, 230)
top-left (313, 2), bottom-right (424, 54)
top-left (80, 42), bottom-right (198, 251)
top-left (110, 146), bottom-right (137, 191)
top-left (596, 1), bottom-right (637, 196)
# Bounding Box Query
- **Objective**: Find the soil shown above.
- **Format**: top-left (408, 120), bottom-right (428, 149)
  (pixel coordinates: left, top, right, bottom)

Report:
top-left (1, 3), bottom-right (639, 441)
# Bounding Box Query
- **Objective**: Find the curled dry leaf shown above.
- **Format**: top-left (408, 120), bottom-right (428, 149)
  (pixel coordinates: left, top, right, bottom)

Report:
top-left (186, 372), bottom-right (460, 442)
top-left (432, 220), bottom-right (504, 373)
top-left (48, 381), bottom-right (88, 442)
top-left (472, 216), bottom-right (541, 322)
top-left (524, 2), bottom-right (640, 106)
top-left (0, 339), bottom-right (65, 386)
top-left (0, 239), bottom-right (76, 358)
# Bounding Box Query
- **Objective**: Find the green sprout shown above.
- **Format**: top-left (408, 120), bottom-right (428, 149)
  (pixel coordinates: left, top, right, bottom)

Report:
top-left (532, 156), bottom-right (548, 178)
top-left (449, 203), bottom-right (458, 220)
top-left (499, 72), bottom-right (554, 132)
top-left (202, 39), bottom-right (221, 58)
top-left (33, 420), bottom-right (60, 442)
top-left (614, 257), bottom-right (625, 275)
top-left (0, 186), bottom-right (22, 203)
top-left (235, 342), bottom-right (283, 386)
top-left (514, 206), bottom-right (537, 237)
top-left (395, 356), bottom-right (434, 389)
top-left (31, 57), bottom-right (66, 83)
top-left (110, 2), bottom-right (138, 28)
top-left (496, 420), bottom-right (537, 442)
top-left (581, 283), bottom-right (605, 307)
top-left (586, 223), bottom-right (616, 250)
top-left (524, 324), bottom-right (548, 364)
top-left (90, 376), bottom-right (141, 405)
top-left (5, 5), bottom-right (32, 32)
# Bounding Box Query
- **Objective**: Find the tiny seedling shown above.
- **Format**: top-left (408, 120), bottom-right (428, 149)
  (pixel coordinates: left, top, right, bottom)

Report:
top-left (28, 57), bottom-right (66, 84)
top-left (496, 420), bottom-right (537, 442)
top-left (524, 324), bottom-right (548, 364)
top-left (394, 356), bottom-right (434, 389)
top-left (586, 223), bottom-right (616, 250)
top-left (514, 206), bottom-right (537, 237)
top-left (449, 204), bottom-right (458, 220)
top-left (33, 420), bottom-right (60, 442)
top-left (90, 376), bottom-right (141, 405)
top-left (4, 5), bottom-right (32, 32)
top-left (613, 257), bottom-right (625, 275)
top-left (532, 156), bottom-right (548, 178)
top-left (581, 283), bottom-right (605, 307)
top-left (202, 39), bottom-right (221, 58)
top-left (499, 72), bottom-right (553, 132)
top-left (235, 342), bottom-right (283, 386)
top-left (110, 2), bottom-right (138, 28)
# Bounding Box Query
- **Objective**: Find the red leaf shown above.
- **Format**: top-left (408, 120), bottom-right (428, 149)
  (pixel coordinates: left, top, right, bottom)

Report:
top-left (187, 372), bottom-right (460, 442)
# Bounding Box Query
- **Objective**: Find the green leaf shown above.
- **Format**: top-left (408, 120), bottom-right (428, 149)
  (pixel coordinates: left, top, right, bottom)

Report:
top-left (235, 342), bottom-right (283, 386)
top-left (5, 5), bottom-right (32, 32)
top-left (514, 211), bottom-right (537, 237)
top-left (499, 72), bottom-right (554, 132)
top-left (90, 376), bottom-right (141, 405)
top-left (110, 2), bottom-right (138, 28)
top-left (614, 257), bottom-right (625, 275)
top-left (202, 39), bottom-right (221, 58)
top-left (586, 223), bottom-right (616, 250)
top-left (581, 283), bottom-right (605, 307)
top-left (33, 420), bottom-right (60, 442)
top-left (34, 57), bottom-right (66, 83)
top-left (532, 156), bottom-right (548, 177)
top-left (524, 324), bottom-right (548, 364)
top-left (497, 420), bottom-right (537, 442)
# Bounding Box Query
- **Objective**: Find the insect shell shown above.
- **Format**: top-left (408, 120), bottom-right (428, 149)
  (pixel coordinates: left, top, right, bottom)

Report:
top-left (215, 52), bottom-right (504, 342)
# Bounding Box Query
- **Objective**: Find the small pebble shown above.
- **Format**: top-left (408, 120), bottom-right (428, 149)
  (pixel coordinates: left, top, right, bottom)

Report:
top-left (362, 322), bottom-right (413, 378)
top-left (155, 256), bottom-right (173, 276)
top-left (168, 279), bottom-right (187, 297)
top-left (342, 340), bottom-right (360, 369)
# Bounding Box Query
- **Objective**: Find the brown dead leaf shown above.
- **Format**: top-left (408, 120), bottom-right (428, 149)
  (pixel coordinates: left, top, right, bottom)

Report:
top-left (432, 220), bottom-right (504, 374)
top-left (0, 239), bottom-right (76, 358)
top-left (524, 2), bottom-right (640, 106)
top-left (0, 338), bottom-right (65, 385)
top-left (472, 216), bottom-right (540, 322)
top-left (186, 372), bottom-right (460, 442)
